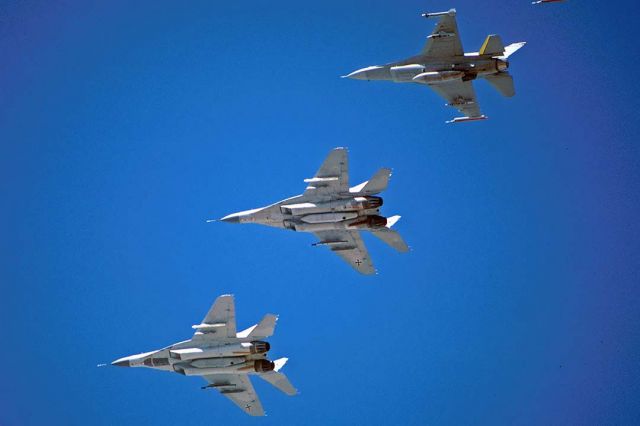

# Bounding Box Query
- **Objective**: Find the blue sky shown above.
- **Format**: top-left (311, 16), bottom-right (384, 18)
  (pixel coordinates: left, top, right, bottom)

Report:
top-left (1, 1), bottom-right (640, 424)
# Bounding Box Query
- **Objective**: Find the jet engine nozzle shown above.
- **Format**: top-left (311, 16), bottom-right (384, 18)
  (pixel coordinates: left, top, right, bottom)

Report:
top-left (351, 215), bottom-right (388, 229)
top-left (368, 215), bottom-right (388, 228)
top-left (250, 341), bottom-right (271, 354)
top-left (254, 359), bottom-right (276, 373)
top-left (495, 59), bottom-right (509, 72)
top-left (359, 196), bottom-right (383, 210)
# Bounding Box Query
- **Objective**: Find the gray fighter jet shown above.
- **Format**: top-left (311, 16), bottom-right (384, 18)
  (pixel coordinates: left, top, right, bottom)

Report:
top-left (344, 9), bottom-right (526, 123)
top-left (219, 147), bottom-right (408, 275)
top-left (112, 294), bottom-right (296, 416)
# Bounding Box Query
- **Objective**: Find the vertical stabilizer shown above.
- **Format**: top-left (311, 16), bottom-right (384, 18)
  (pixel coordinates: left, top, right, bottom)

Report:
top-left (236, 314), bottom-right (278, 338)
top-left (479, 35), bottom-right (505, 56)
top-left (350, 168), bottom-right (392, 195)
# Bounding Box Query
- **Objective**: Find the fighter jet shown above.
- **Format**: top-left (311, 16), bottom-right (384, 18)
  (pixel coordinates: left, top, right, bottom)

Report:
top-left (111, 294), bottom-right (296, 416)
top-left (344, 9), bottom-right (526, 123)
top-left (532, 0), bottom-right (565, 4)
top-left (219, 147), bottom-right (408, 275)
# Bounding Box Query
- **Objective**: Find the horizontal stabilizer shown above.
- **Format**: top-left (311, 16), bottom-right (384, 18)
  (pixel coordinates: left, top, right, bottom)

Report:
top-left (479, 35), bottom-right (504, 56)
top-left (386, 215), bottom-right (401, 228)
top-left (496, 42), bottom-right (526, 60)
top-left (371, 216), bottom-right (409, 252)
top-left (258, 359), bottom-right (297, 396)
top-left (236, 314), bottom-right (278, 339)
top-left (485, 72), bottom-right (515, 97)
top-left (350, 168), bottom-right (391, 195)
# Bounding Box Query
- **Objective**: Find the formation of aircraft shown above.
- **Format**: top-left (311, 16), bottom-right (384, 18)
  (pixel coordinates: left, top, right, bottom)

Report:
top-left (344, 9), bottom-right (526, 123)
top-left (219, 147), bottom-right (409, 275)
top-left (112, 294), bottom-right (296, 416)
top-left (110, 4), bottom-right (570, 417)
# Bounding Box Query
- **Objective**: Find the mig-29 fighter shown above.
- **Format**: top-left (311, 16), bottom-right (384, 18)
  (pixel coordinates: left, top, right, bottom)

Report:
top-left (219, 147), bottom-right (409, 275)
top-left (344, 9), bottom-right (526, 123)
top-left (112, 294), bottom-right (296, 416)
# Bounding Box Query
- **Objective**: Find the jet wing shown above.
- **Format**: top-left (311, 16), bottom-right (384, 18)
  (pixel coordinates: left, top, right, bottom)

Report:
top-left (203, 374), bottom-right (265, 416)
top-left (421, 12), bottom-right (464, 58)
top-left (192, 294), bottom-right (237, 340)
top-left (303, 148), bottom-right (349, 196)
top-left (428, 80), bottom-right (483, 119)
top-left (313, 230), bottom-right (375, 275)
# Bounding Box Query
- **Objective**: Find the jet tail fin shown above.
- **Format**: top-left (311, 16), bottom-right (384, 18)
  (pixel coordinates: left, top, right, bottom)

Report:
top-left (349, 168), bottom-right (392, 195)
top-left (479, 34), bottom-right (505, 56)
top-left (485, 72), bottom-right (516, 97)
top-left (236, 314), bottom-right (278, 339)
top-left (258, 358), bottom-right (297, 396)
top-left (370, 215), bottom-right (409, 252)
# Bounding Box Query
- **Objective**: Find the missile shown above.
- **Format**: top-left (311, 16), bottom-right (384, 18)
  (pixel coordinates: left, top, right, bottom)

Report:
top-left (532, 0), bottom-right (564, 4)
top-left (202, 383), bottom-right (237, 390)
top-left (191, 322), bottom-right (226, 330)
top-left (311, 240), bottom-right (349, 247)
top-left (421, 9), bottom-right (456, 18)
top-left (427, 31), bottom-right (455, 39)
top-left (447, 101), bottom-right (476, 107)
top-left (445, 115), bottom-right (488, 124)
top-left (303, 176), bottom-right (339, 183)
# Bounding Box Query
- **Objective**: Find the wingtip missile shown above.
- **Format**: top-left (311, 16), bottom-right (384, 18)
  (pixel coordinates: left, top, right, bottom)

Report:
top-left (532, 0), bottom-right (565, 4)
top-left (445, 115), bottom-right (488, 124)
top-left (421, 8), bottom-right (456, 18)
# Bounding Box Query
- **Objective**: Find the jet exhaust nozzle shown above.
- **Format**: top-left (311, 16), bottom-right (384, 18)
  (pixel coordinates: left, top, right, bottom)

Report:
top-left (350, 215), bottom-right (387, 229)
top-left (254, 359), bottom-right (275, 373)
top-left (495, 59), bottom-right (509, 73)
top-left (360, 196), bottom-right (383, 209)
top-left (250, 341), bottom-right (271, 354)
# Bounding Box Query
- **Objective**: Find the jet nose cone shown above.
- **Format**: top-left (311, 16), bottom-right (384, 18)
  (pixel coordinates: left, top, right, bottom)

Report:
top-left (343, 66), bottom-right (389, 81)
top-left (111, 359), bottom-right (131, 367)
top-left (220, 213), bottom-right (241, 223)
top-left (343, 69), bottom-right (369, 80)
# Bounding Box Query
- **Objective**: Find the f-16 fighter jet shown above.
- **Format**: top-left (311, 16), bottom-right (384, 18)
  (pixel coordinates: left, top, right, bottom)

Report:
top-left (344, 9), bottom-right (526, 123)
top-left (219, 147), bottom-right (408, 275)
top-left (112, 294), bottom-right (296, 416)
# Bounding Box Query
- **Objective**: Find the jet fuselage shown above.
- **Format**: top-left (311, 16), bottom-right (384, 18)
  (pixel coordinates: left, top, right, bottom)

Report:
top-left (112, 339), bottom-right (274, 377)
top-left (221, 194), bottom-right (390, 233)
top-left (346, 53), bottom-right (508, 85)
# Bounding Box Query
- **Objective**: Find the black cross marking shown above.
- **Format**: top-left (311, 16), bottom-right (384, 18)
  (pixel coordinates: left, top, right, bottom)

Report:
top-left (355, 259), bottom-right (362, 266)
